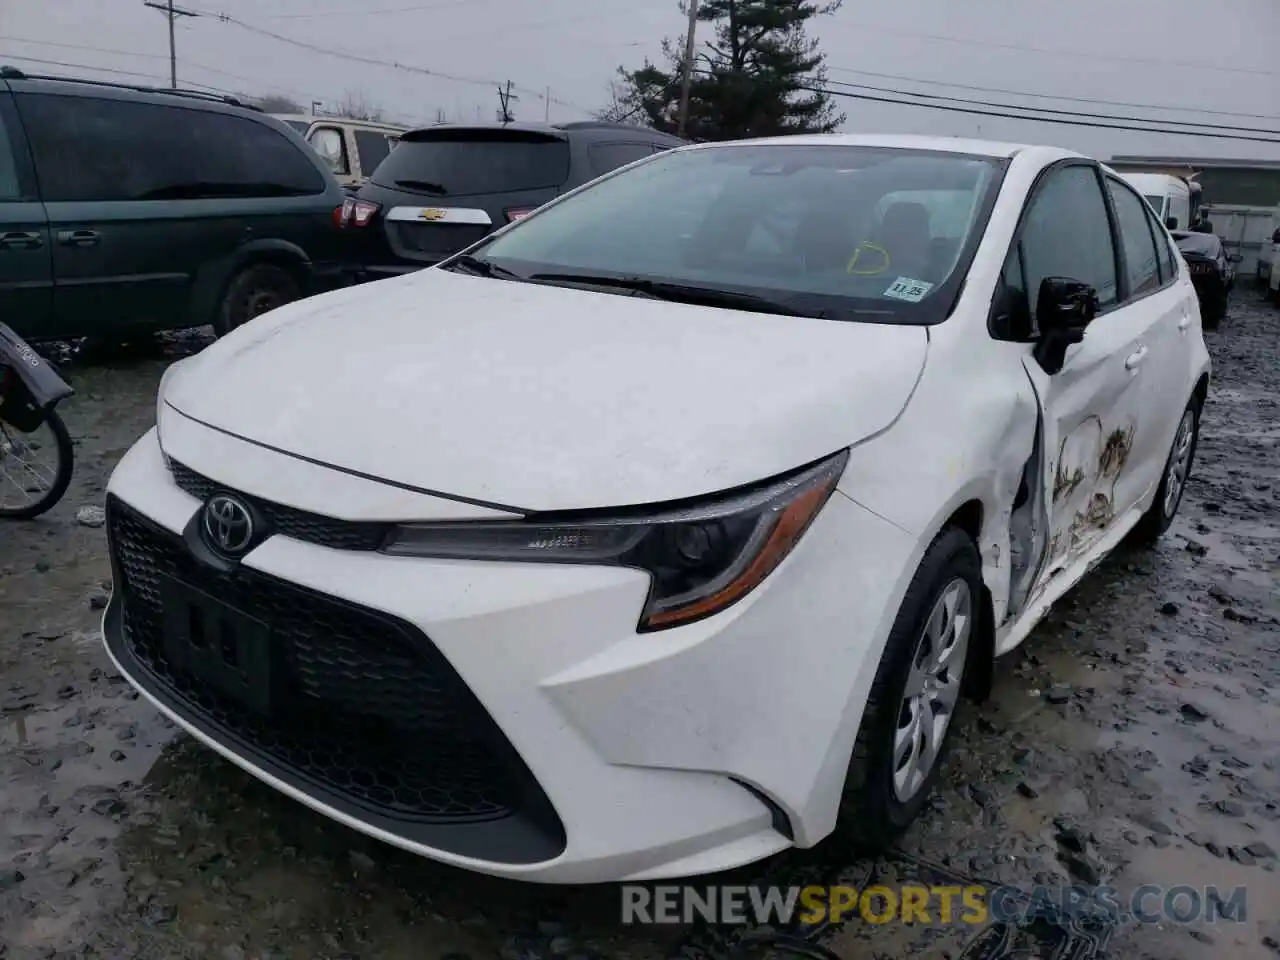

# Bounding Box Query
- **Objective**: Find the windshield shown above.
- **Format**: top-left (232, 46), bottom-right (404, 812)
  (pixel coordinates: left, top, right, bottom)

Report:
top-left (371, 129), bottom-right (570, 195)
top-left (472, 143), bottom-right (1006, 323)
top-left (1144, 194), bottom-right (1165, 216)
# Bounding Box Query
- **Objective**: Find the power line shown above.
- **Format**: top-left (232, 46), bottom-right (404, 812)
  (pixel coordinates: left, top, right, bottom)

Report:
top-left (0, 35), bottom-right (287, 90)
top-left (263, 0), bottom-right (481, 18)
top-left (813, 85), bottom-right (1280, 144)
top-left (825, 65), bottom-right (1280, 124)
top-left (820, 76), bottom-right (1280, 137)
top-left (195, 11), bottom-right (592, 113)
top-left (825, 18), bottom-right (1278, 78)
top-left (690, 69), bottom-right (1280, 143)
top-left (0, 37), bottom-right (359, 109)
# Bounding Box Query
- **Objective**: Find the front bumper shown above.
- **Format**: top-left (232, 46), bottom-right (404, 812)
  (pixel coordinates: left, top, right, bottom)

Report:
top-left (103, 421), bottom-right (916, 882)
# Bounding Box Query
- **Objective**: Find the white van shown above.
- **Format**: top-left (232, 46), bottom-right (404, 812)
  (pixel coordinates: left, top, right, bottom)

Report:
top-left (272, 114), bottom-right (407, 189)
top-left (1118, 173), bottom-right (1194, 231)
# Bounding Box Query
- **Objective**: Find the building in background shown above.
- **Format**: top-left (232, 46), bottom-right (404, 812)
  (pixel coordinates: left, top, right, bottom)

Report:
top-left (1110, 156), bottom-right (1280, 281)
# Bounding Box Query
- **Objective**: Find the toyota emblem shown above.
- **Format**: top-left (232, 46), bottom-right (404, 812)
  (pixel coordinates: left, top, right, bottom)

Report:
top-left (203, 494), bottom-right (254, 555)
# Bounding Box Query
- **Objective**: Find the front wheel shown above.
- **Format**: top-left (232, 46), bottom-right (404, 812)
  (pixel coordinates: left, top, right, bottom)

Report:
top-left (0, 407), bottom-right (74, 520)
top-left (1128, 396), bottom-right (1200, 545)
top-left (840, 527), bottom-right (982, 848)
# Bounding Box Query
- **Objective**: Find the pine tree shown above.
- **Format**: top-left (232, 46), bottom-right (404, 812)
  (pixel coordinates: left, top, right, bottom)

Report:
top-left (601, 0), bottom-right (845, 141)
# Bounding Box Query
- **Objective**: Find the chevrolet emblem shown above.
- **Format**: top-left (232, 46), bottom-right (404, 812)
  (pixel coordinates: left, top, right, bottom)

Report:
top-left (419, 208), bottom-right (447, 221)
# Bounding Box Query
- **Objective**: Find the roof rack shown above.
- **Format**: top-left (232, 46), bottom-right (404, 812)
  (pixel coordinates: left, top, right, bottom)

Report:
top-left (0, 67), bottom-right (260, 110)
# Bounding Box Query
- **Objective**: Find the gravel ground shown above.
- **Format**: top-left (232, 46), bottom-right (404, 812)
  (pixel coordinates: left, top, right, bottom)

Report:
top-left (2, 294), bottom-right (1279, 960)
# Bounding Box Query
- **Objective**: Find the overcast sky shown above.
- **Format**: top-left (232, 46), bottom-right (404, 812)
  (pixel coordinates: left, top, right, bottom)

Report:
top-left (2, 0), bottom-right (1277, 160)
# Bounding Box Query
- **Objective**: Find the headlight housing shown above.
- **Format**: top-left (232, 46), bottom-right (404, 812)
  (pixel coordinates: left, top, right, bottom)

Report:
top-left (382, 450), bottom-right (848, 631)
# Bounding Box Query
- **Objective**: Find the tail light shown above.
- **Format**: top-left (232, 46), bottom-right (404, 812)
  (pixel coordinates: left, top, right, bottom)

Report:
top-left (505, 207), bottom-right (535, 223)
top-left (336, 198), bottom-right (381, 228)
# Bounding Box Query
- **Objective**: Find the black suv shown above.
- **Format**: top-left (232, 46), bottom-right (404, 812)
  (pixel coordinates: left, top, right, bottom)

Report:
top-left (0, 68), bottom-right (349, 341)
top-left (342, 121), bottom-right (686, 280)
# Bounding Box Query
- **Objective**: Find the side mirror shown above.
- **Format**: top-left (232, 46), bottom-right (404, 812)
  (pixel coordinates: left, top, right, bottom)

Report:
top-left (1164, 216), bottom-right (1179, 230)
top-left (1033, 277), bottom-right (1097, 375)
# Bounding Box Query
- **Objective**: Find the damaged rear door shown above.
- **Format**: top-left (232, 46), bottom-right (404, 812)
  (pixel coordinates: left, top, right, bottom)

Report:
top-left (1007, 162), bottom-right (1150, 592)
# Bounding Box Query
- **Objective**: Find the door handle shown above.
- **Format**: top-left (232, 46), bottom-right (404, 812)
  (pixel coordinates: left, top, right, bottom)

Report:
top-left (1178, 313), bottom-right (1192, 331)
top-left (1125, 346), bottom-right (1149, 371)
top-left (0, 231), bottom-right (44, 250)
top-left (56, 229), bottom-right (101, 247)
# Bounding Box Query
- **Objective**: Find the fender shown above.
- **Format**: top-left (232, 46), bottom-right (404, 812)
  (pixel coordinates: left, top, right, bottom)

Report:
top-left (0, 322), bottom-right (74, 430)
top-left (190, 238), bottom-right (314, 327)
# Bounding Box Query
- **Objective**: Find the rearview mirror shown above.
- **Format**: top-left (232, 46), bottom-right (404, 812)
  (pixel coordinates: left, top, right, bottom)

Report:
top-left (1164, 216), bottom-right (1179, 230)
top-left (1034, 277), bottom-right (1098, 375)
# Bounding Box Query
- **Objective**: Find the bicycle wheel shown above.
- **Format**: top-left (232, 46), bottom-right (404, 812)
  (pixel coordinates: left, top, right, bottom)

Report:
top-left (0, 407), bottom-right (74, 520)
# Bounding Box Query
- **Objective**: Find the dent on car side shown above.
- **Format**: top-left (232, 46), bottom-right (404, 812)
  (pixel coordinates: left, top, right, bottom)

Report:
top-left (835, 147), bottom-right (1210, 682)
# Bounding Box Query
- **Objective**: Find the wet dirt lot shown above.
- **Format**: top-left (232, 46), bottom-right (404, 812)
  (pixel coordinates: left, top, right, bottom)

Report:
top-left (2, 295), bottom-right (1279, 960)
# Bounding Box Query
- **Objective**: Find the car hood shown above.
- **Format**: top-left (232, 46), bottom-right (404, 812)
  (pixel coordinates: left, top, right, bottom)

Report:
top-left (164, 269), bottom-right (929, 512)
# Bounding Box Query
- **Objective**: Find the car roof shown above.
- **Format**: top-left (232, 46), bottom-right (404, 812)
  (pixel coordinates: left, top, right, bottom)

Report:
top-left (399, 119), bottom-right (686, 145)
top-left (678, 132), bottom-right (1039, 159)
top-left (273, 113), bottom-right (407, 132)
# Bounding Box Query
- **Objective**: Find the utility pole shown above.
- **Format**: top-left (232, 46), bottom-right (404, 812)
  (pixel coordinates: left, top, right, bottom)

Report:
top-left (544, 85), bottom-right (550, 122)
top-left (676, 0), bottom-right (700, 137)
top-left (142, 0), bottom-right (201, 88)
top-left (496, 80), bottom-right (518, 123)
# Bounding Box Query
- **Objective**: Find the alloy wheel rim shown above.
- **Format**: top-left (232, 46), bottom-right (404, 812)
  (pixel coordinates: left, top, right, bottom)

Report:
top-left (246, 290), bottom-right (281, 320)
top-left (893, 578), bottom-right (972, 803)
top-left (1163, 409), bottom-right (1195, 519)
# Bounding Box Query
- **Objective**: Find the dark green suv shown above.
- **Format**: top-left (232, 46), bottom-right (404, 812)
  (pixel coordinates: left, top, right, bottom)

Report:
top-left (0, 68), bottom-right (348, 341)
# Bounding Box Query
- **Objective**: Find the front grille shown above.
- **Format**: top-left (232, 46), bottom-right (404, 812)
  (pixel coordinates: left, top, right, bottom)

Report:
top-left (169, 460), bottom-right (390, 551)
top-left (389, 221), bottom-right (490, 259)
top-left (107, 496), bottom-right (540, 826)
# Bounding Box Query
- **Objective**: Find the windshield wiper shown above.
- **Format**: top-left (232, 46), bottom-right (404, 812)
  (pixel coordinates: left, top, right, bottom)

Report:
top-left (441, 254), bottom-right (524, 280)
top-left (393, 178), bottom-right (448, 195)
top-left (526, 273), bottom-right (821, 318)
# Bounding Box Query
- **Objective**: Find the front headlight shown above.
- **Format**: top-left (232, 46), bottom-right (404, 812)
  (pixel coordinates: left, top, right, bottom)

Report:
top-left (382, 450), bottom-right (848, 631)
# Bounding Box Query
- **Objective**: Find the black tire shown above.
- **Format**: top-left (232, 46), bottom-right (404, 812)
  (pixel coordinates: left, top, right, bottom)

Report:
top-left (0, 407), bottom-right (74, 520)
top-left (1201, 294), bottom-right (1226, 329)
top-left (839, 526), bottom-right (983, 849)
top-left (216, 263), bottom-right (301, 336)
top-left (1128, 394), bottom-right (1201, 545)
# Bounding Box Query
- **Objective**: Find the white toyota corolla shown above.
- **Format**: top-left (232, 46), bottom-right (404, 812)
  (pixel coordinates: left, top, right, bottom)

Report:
top-left (104, 134), bottom-right (1210, 883)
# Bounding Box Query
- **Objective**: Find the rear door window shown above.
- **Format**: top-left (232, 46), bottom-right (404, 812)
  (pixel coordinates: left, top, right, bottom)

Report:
top-left (18, 93), bottom-right (325, 201)
top-left (1143, 200), bottom-right (1177, 281)
top-left (370, 129), bottom-right (570, 195)
top-left (354, 130), bottom-right (393, 175)
top-left (191, 112), bottom-right (327, 197)
top-left (588, 142), bottom-right (657, 176)
top-left (1106, 177), bottom-right (1161, 298)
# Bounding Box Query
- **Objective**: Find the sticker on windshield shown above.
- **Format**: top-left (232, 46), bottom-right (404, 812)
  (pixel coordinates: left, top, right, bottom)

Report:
top-left (883, 277), bottom-right (933, 302)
